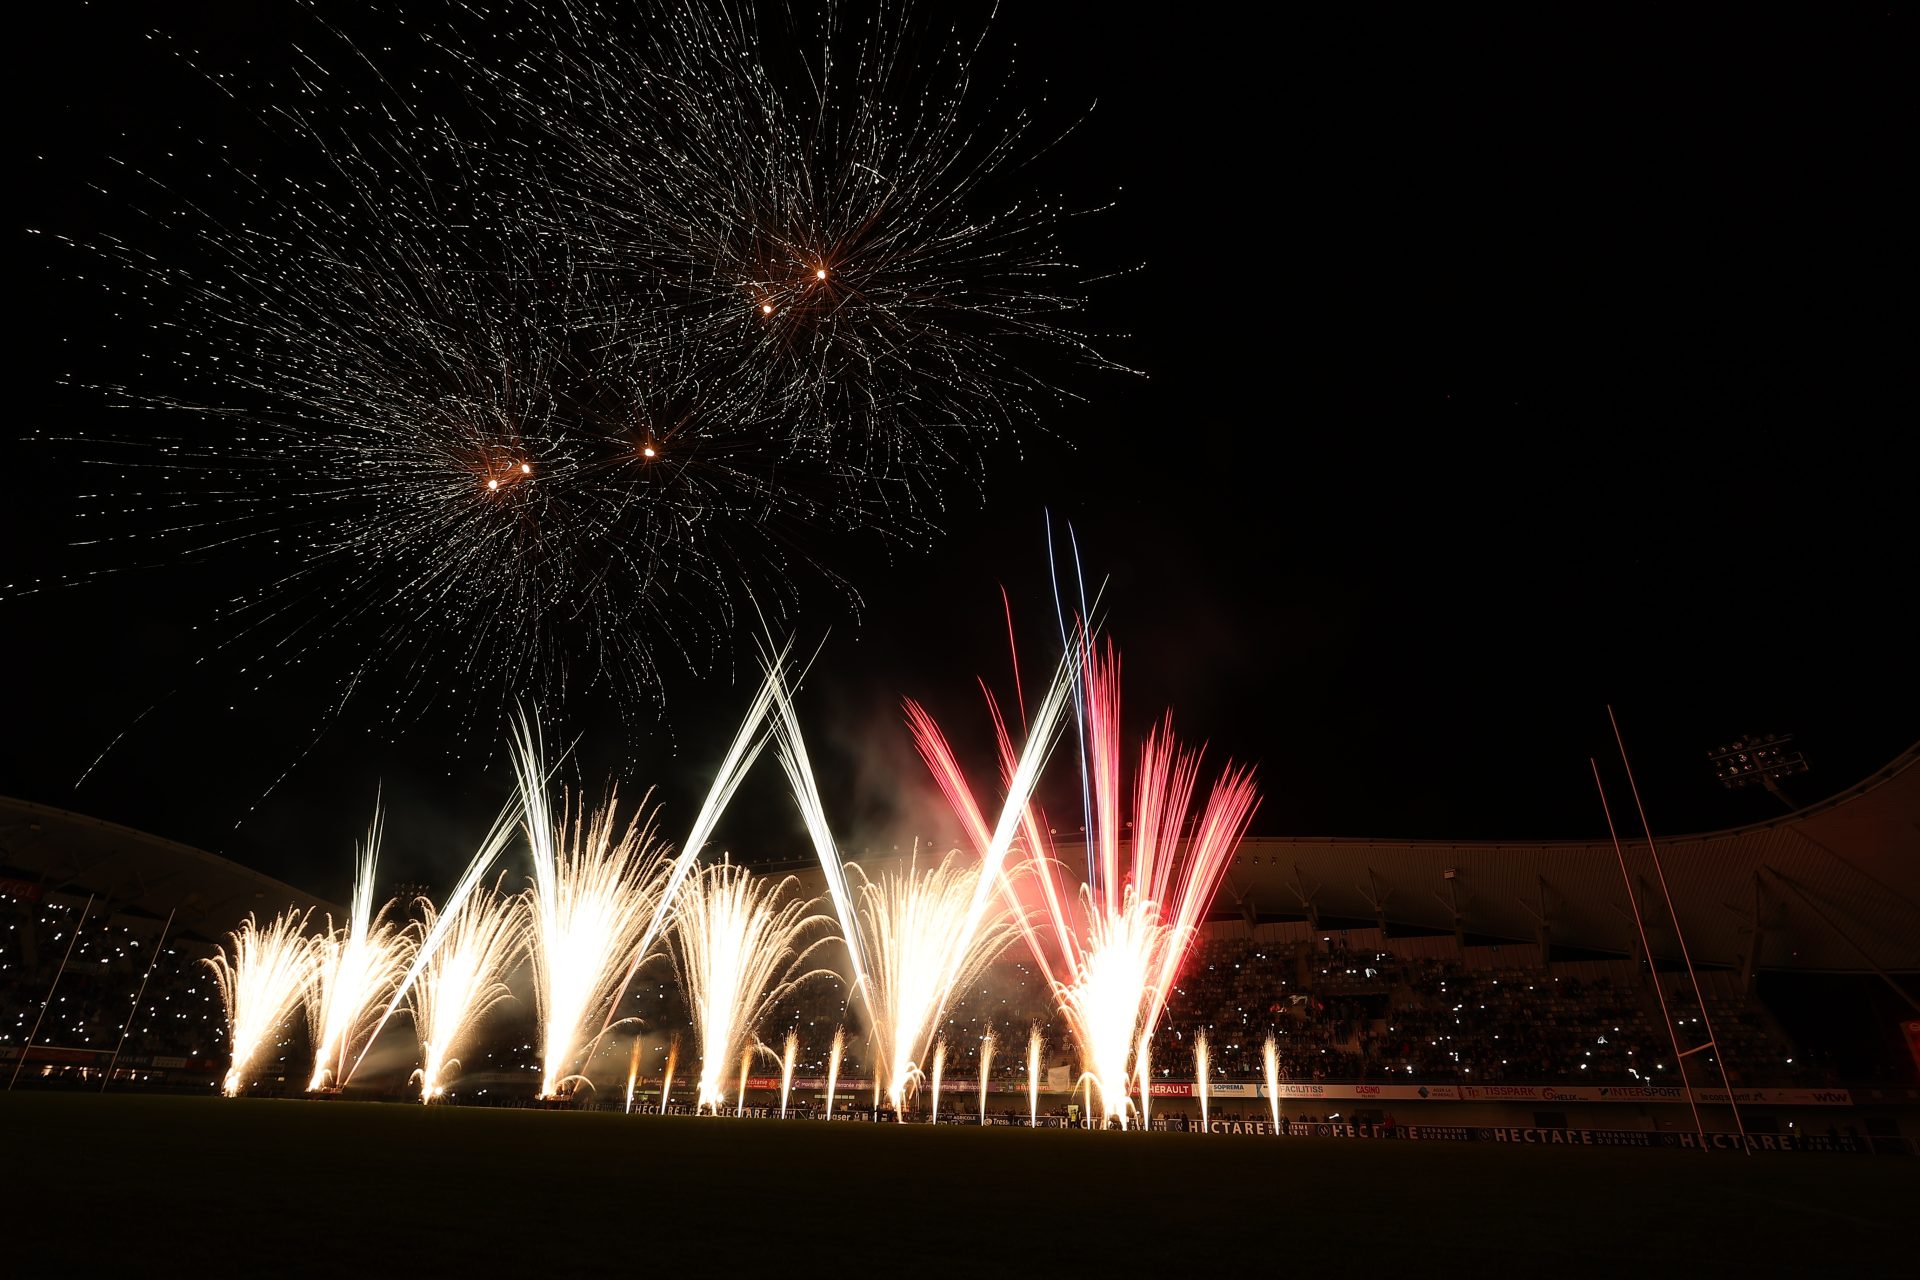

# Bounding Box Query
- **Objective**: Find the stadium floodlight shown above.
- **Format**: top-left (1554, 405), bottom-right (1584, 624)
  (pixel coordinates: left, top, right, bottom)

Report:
top-left (1708, 732), bottom-right (1809, 807)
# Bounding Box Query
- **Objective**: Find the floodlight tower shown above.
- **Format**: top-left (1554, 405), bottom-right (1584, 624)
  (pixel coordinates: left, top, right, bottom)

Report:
top-left (1708, 732), bottom-right (1809, 809)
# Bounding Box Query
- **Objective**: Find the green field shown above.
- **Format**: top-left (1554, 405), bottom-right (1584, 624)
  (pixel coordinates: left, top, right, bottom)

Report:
top-left (5, 1093), bottom-right (1912, 1277)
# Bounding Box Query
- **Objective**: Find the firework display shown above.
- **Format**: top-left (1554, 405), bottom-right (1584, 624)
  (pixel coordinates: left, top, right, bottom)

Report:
top-left (187, 615), bottom-right (1265, 1139)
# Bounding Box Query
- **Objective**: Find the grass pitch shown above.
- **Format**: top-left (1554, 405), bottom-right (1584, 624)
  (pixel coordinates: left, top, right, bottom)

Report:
top-left (6, 1092), bottom-right (1912, 1277)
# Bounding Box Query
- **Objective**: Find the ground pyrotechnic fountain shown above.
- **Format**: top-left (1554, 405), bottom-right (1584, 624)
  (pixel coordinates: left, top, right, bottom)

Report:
top-left (978, 1026), bottom-right (995, 1126)
top-left (1263, 1035), bottom-right (1282, 1132)
top-left (779, 1031), bottom-right (799, 1119)
top-left (930, 1038), bottom-right (947, 1123)
top-left (306, 816), bottom-right (414, 1091)
top-left (511, 716), bottom-right (670, 1100)
top-left (206, 908), bottom-right (317, 1097)
top-left (1137, 1033), bottom-right (1153, 1129)
top-left (915, 637), bottom-right (1260, 1129)
top-left (666, 861), bottom-right (832, 1114)
top-left (1028, 1024), bottom-right (1043, 1128)
top-left (1196, 1031), bottom-right (1211, 1131)
top-left (824, 1026), bottom-right (844, 1119)
top-left (659, 1034), bottom-right (680, 1115)
top-left (851, 850), bottom-right (1020, 1121)
top-left (408, 882), bottom-right (522, 1103)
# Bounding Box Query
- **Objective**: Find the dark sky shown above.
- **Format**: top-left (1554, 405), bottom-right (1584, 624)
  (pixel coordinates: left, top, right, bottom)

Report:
top-left (7, 5), bottom-right (1914, 900)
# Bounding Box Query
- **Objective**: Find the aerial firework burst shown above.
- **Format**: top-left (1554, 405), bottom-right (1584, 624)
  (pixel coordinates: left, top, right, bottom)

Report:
top-left (205, 908), bottom-right (317, 1098)
top-left (305, 814), bottom-right (416, 1091)
top-left (665, 861), bottom-right (834, 1113)
top-left (407, 881), bottom-right (524, 1103)
top-left (34, 1), bottom-right (1120, 777)
top-left (466, 0), bottom-right (1124, 479)
top-left (511, 715), bottom-right (671, 1100)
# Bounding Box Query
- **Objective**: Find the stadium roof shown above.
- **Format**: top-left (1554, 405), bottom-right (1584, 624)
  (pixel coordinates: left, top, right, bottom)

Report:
top-left (781, 741), bottom-right (1920, 975)
top-left (1204, 740), bottom-right (1920, 974)
top-left (0, 796), bottom-right (338, 945)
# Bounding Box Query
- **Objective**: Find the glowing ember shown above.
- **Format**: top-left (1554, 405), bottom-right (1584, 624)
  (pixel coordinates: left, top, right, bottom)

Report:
top-left (666, 861), bottom-right (831, 1114)
top-left (206, 908), bottom-right (316, 1098)
top-left (306, 814), bottom-right (414, 1091)
top-left (408, 881), bottom-right (521, 1103)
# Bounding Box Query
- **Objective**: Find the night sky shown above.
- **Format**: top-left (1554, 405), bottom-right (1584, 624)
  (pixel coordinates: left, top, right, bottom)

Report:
top-left (7, 5), bottom-right (1914, 900)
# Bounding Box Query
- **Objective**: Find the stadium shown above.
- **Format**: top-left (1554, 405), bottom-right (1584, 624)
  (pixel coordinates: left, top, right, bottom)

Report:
top-left (5, 744), bottom-right (1916, 1276)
